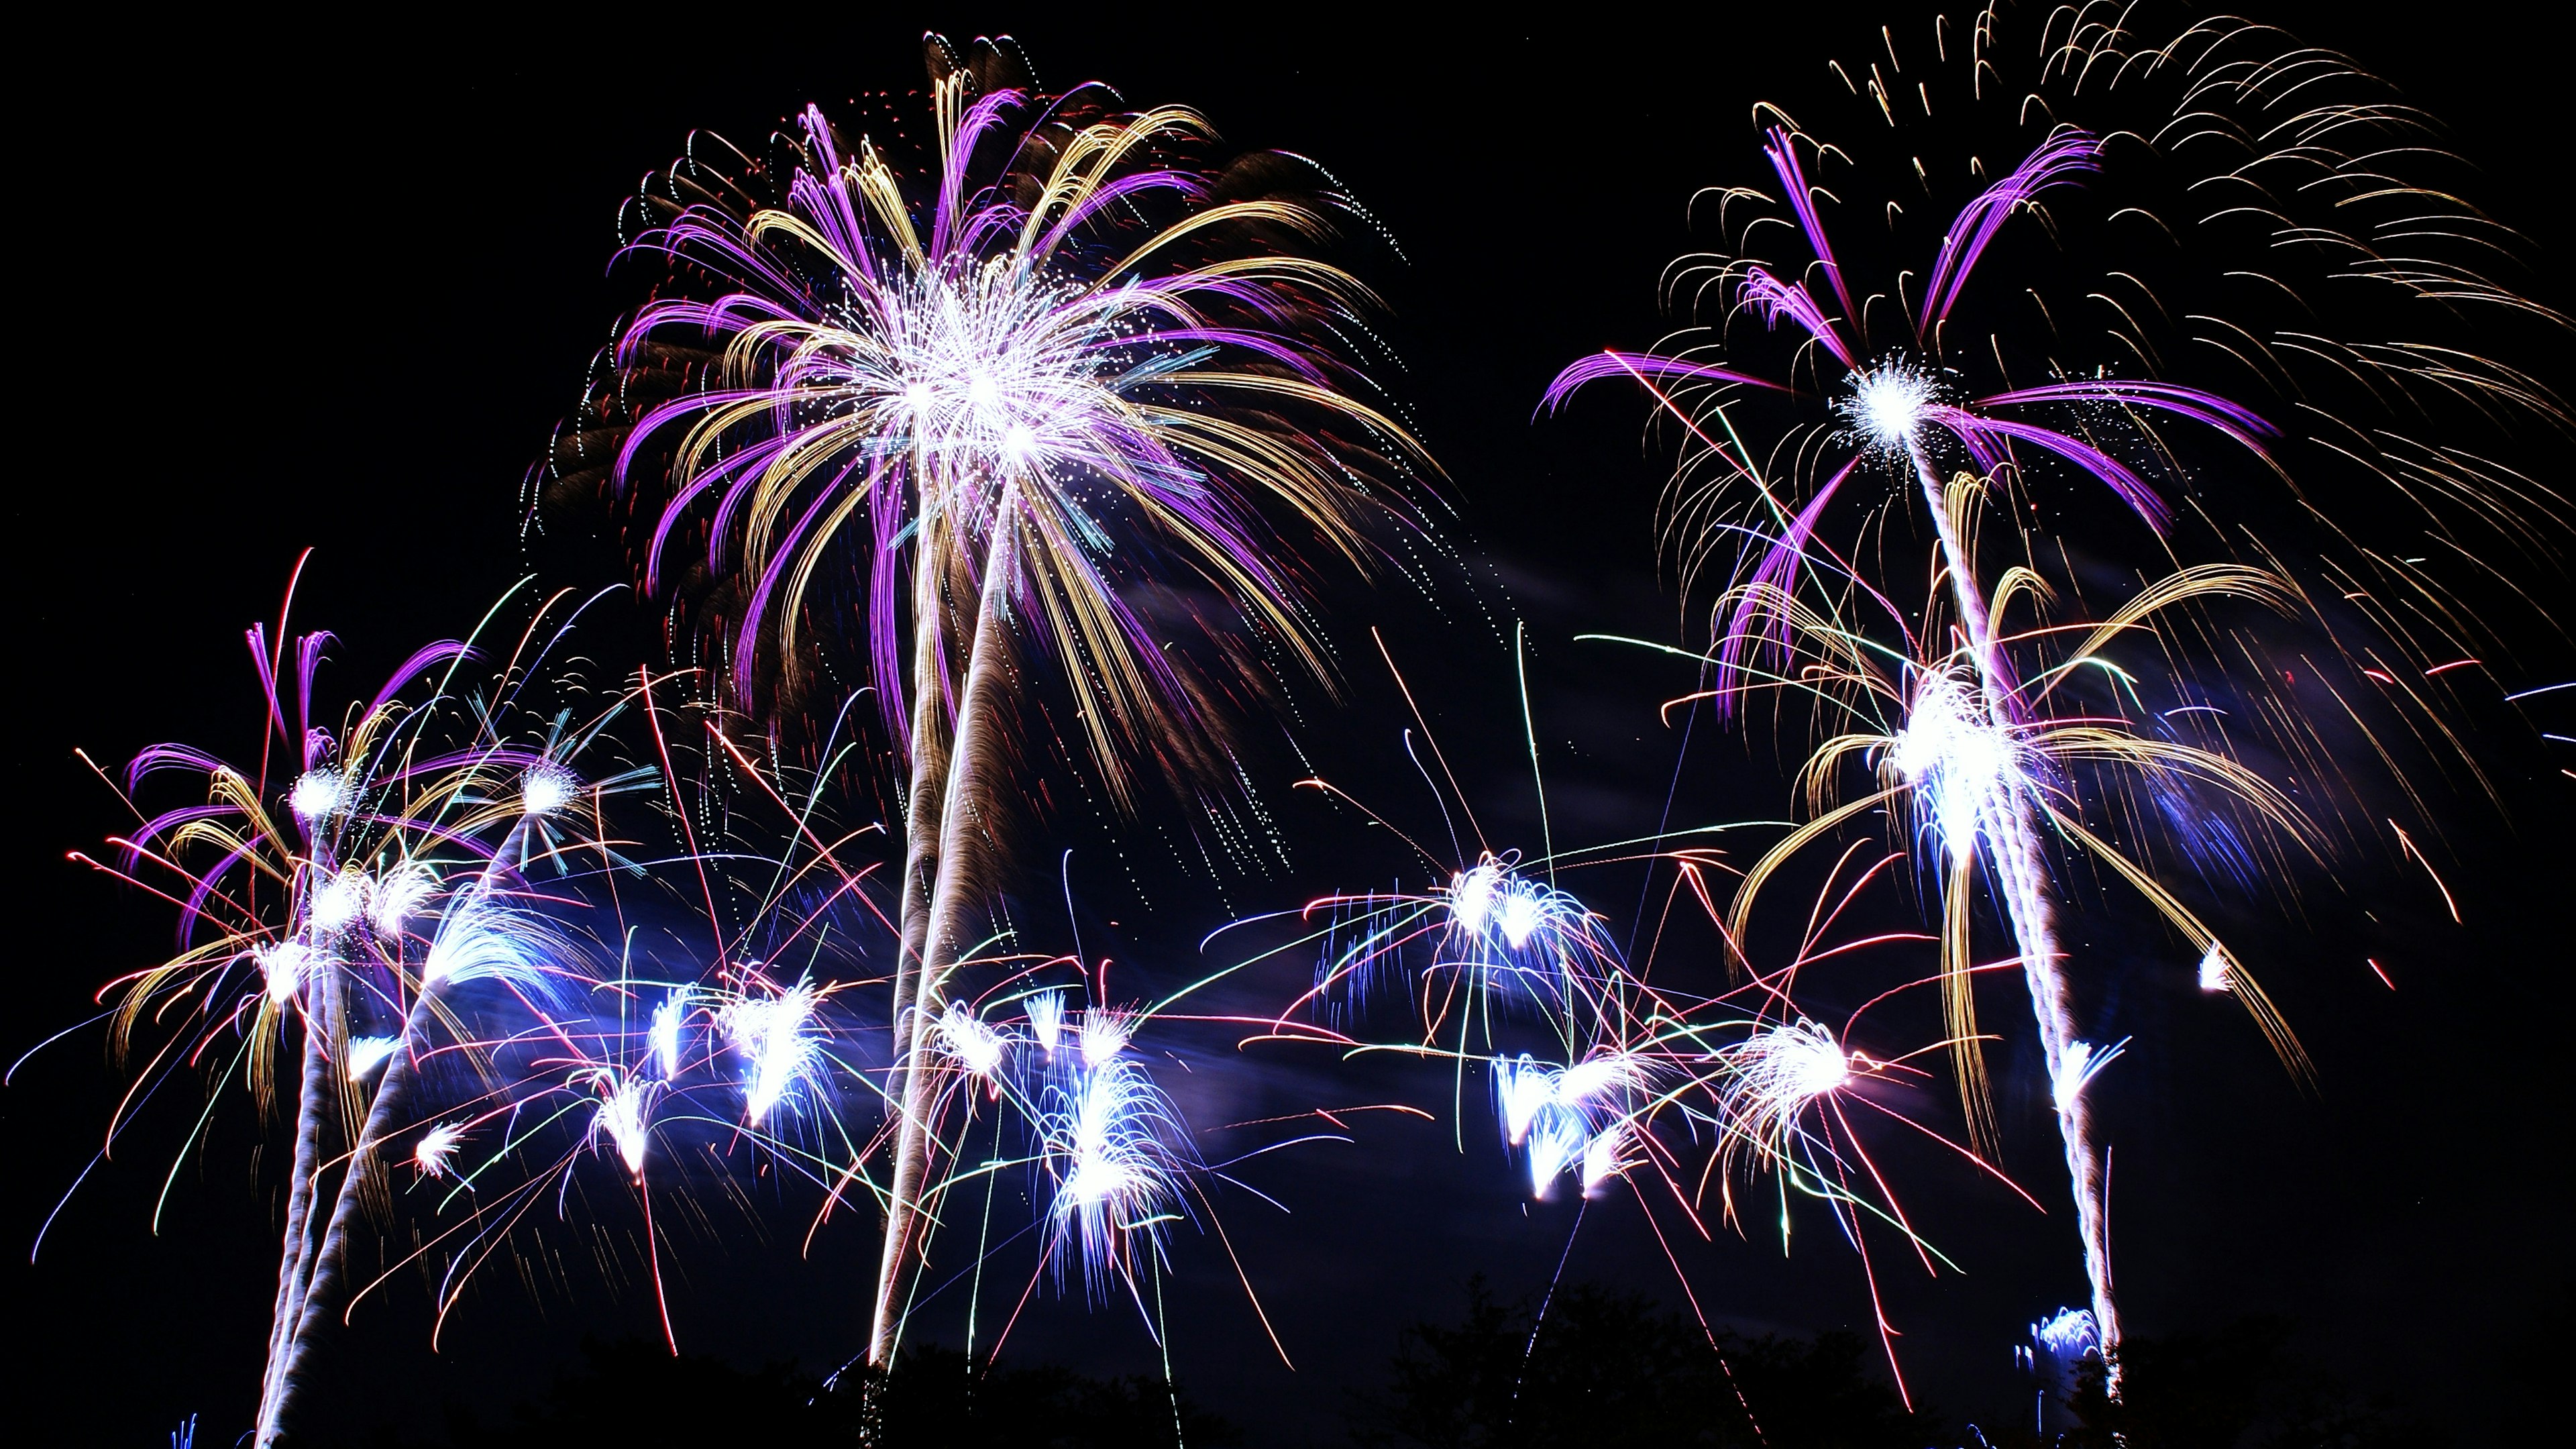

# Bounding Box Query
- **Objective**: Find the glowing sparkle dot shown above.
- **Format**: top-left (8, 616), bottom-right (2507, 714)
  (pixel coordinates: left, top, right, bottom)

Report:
top-left (521, 763), bottom-right (576, 817)
top-left (1003, 423), bottom-right (1036, 461)
top-left (346, 1035), bottom-right (399, 1080)
top-left (311, 871), bottom-right (366, 936)
top-left (290, 770), bottom-right (344, 822)
top-left (1839, 362), bottom-right (1939, 450)
top-left (414, 1122), bottom-right (466, 1178)
top-left (256, 941), bottom-right (313, 1005)
top-left (1778, 1031), bottom-right (1851, 1100)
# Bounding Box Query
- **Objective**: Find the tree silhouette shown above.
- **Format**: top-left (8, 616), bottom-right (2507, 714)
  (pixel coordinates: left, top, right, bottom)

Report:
top-left (1351, 1277), bottom-right (1931, 1448)
top-left (405, 1336), bottom-right (1234, 1449)
top-left (2060, 1317), bottom-right (2443, 1449)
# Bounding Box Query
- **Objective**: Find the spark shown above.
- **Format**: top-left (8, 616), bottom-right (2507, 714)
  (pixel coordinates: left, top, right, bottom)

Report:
top-left (520, 763), bottom-right (578, 818)
top-left (1078, 1007), bottom-right (1134, 1069)
top-left (1525, 1114), bottom-right (1589, 1199)
top-left (1581, 1125), bottom-right (1633, 1197)
top-left (724, 983), bottom-right (821, 1125)
top-left (2051, 1038), bottom-right (2130, 1114)
top-left (289, 770), bottom-right (343, 824)
top-left (648, 991), bottom-right (688, 1079)
top-left (1495, 1054), bottom-right (1553, 1147)
top-left (2033, 1306), bottom-right (2100, 1361)
top-left (255, 941), bottom-right (312, 1006)
top-left (345, 1036), bottom-right (399, 1081)
top-left (938, 1001), bottom-right (1008, 1083)
top-left (1025, 990), bottom-right (1066, 1057)
top-left (420, 896), bottom-right (559, 991)
top-left (1839, 361), bottom-right (1942, 451)
top-left (1888, 667), bottom-right (2018, 869)
top-left (368, 861), bottom-right (436, 935)
top-left (1041, 1059), bottom-right (1191, 1290)
top-left (592, 1077), bottom-right (653, 1177)
top-left (413, 1124), bottom-right (466, 1179)
top-left (310, 872), bottom-right (366, 936)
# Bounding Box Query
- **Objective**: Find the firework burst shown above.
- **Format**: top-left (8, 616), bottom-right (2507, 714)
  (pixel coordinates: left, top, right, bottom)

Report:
top-left (546, 34), bottom-right (1432, 1362)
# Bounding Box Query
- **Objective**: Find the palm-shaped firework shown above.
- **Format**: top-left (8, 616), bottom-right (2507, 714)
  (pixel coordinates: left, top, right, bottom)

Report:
top-left (1544, 0), bottom-right (2571, 1373)
top-left (553, 37), bottom-right (1430, 1362)
top-left (73, 576), bottom-right (667, 1444)
top-left (1546, 117), bottom-right (2296, 1370)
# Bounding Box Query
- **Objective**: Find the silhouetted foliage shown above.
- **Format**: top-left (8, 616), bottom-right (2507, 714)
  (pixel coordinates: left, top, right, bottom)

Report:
top-left (2059, 1317), bottom-right (2444, 1449)
top-left (867, 1343), bottom-right (1242, 1448)
top-left (1350, 1277), bottom-right (1932, 1448)
top-left (402, 1335), bottom-right (1233, 1448)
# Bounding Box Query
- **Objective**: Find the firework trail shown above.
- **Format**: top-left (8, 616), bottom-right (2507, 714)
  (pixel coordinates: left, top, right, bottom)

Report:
top-left (544, 34), bottom-right (1430, 1362)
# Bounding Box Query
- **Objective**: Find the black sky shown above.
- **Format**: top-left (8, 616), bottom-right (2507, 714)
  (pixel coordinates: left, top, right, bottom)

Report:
top-left (9, 5), bottom-right (2572, 1444)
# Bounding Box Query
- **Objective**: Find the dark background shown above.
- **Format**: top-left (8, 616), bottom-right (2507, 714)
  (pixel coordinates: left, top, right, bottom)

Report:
top-left (7, 4), bottom-right (2569, 1444)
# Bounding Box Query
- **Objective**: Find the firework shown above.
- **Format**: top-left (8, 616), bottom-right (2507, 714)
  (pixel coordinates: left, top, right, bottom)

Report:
top-left (1539, 58), bottom-right (2364, 1366)
top-left (554, 35), bottom-right (1430, 1362)
top-left (1252, 643), bottom-right (2030, 1405)
top-left (56, 572), bottom-right (689, 1444)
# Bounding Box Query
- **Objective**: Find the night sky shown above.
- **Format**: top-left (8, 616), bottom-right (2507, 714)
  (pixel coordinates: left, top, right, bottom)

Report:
top-left (10, 6), bottom-right (2571, 1444)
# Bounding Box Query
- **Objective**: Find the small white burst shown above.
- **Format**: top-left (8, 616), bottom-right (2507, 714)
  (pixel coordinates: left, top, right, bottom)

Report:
top-left (938, 1001), bottom-right (1008, 1083)
top-left (2051, 1037), bottom-right (2130, 1113)
top-left (2033, 1305), bottom-right (2101, 1362)
top-left (724, 983), bottom-right (821, 1124)
top-left (1711, 1019), bottom-right (1854, 1175)
top-left (1494, 1054), bottom-right (1553, 1147)
top-left (414, 1122), bottom-right (467, 1178)
top-left (255, 941), bottom-right (314, 1005)
top-left (309, 871), bottom-right (368, 936)
top-left (1447, 862), bottom-right (1502, 939)
top-left (1040, 1057), bottom-right (1191, 1289)
top-left (649, 991), bottom-right (689, 1079)
top-left (290, 769), bottom-right (345, 824)
top-left (1525, 1114), bottom-right (1588, 1199)
top-left (421, 895), bottom-right (557, 991)
top-left (1445, 857), bottom-right (1567, 957)
top-left (593, 1078), bottom-right (652, 1176)
top-left (1581, 1125), bottom-right (1633, 1197)
top-left (1890, 668), bottom-right (2016, 869)
top-left (1838, 361), bottom-right (1941, 451)
top-left (519, 763), bottom-right (578, 818)
top-left (1553, 1051), bottom-right (1648, 1110)
top-left (1077, 1007), bottom-right (1134, 1068)
top-left (1495, 889), bottom-right (1547, 949)
top-left (2197, 945), bottom-right (2235, 993)
top-left (1024, 990), bottom-right (1066, 1057)
top-left (368, 860), bottom-right (437, 935)
top-left (345, 1035), bottom-right (400, 1080)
